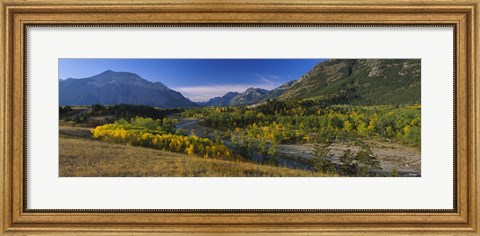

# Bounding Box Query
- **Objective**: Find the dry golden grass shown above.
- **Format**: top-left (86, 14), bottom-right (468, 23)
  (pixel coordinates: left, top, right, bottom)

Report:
top-left (59, 135), bottom-right (334, 177)
top-left (59, 126), bottom-right (93, 138)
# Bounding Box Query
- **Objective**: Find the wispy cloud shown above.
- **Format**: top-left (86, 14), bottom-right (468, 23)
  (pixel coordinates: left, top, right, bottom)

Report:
top-left (173, 82), bottom-right (280, 102)
top-left (252, 73), bottom-right (281, 86)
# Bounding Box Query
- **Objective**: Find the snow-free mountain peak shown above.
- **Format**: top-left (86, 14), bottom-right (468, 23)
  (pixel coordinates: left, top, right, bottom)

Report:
top-left (59, 70), bottom-right (197, 108)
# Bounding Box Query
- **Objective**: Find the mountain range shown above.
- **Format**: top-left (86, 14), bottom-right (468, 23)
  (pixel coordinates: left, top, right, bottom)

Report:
top-left (59, 70), bottom-right (197, 108)
top-left (229, 88), bottom-right (270, 106)
top-left (200, 59), bottom-right (420, 106)
top-left (59, 59), bottom-right (421, 108)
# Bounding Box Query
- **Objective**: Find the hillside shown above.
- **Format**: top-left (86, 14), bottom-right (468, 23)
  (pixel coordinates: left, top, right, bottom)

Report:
top-left (279, 59), bottom-right (421, 105)
top-left (59, 70), bottom-right (198, 108)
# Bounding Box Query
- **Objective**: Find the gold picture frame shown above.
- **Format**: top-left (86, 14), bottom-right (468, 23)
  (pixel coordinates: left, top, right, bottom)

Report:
top-left (1, 0), bottom-right (479, 235)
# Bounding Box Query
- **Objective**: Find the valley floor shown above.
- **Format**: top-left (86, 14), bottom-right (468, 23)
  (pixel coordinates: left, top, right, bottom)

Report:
top-left (59, 126), bottom-right (335, 177)
top-left (59, 114), bottom-right (420, 177)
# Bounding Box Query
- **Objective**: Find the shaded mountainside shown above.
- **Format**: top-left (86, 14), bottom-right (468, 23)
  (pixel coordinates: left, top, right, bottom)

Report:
top-left (279, 59), bottom-right (421, 105)
top-left (59, 70), bottom-right (198, 108)
top-left (201, 92), bottom-right (240, 107)
top-left (229, 88), bottom-right (270, 106)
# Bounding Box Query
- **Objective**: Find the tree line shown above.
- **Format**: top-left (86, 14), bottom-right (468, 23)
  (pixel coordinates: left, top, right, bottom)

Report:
top-left (183, 100), bottom-right (421, 147)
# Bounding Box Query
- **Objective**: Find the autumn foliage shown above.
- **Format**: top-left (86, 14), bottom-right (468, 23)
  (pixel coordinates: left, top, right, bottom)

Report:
top-left (91, 117), bottom-right (235, 160)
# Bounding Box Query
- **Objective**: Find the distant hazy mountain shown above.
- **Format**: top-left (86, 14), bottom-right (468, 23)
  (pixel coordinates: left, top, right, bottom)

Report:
top-left (200, 81), bottom-right (294, 107)
top-left (229, 88), bottom-right (270, 106)
top-left (59, 70), bottom-right (198, 108)
top-left (278, 59), bottom-right (421, 105)
top-left (201, 92), bottom-right (240, 107)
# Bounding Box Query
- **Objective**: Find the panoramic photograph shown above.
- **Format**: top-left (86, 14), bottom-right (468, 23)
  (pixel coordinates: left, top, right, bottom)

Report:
top-left (59, 58), bottom-right (421, 177)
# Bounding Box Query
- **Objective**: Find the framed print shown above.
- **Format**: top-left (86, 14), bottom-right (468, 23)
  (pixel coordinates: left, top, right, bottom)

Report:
top-left (1, 0), bottom-right (479, 235)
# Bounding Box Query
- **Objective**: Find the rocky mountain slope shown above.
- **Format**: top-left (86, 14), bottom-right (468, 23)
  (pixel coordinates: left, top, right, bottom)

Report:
top-left (278, 59), bottom-right (421, 105)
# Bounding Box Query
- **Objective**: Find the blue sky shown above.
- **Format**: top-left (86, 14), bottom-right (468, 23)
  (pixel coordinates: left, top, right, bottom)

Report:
top-left (59, 59), bottom-right (326, 102)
